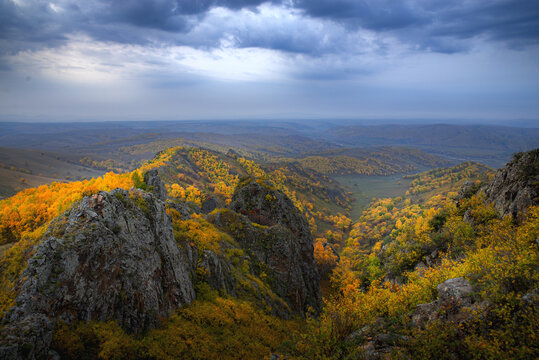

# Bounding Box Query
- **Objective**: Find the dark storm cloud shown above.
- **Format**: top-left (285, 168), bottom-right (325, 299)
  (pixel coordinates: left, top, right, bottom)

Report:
top-left (104, 0), bottom-right (277, 30)
top-left (294, 0), bottom-right (425, 30)
top-left (429, 0), bottom-right (539, 44)
top-left (0, 0), bottom-right (538, 56)
top-left (294, 0), bottom-right (539, 51)
top-left (0, 0), bottom-right (276, 50)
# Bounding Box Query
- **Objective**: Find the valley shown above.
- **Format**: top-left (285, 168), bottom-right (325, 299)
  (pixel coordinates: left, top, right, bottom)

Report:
top-left (332, 175), bottom-right (413, 221)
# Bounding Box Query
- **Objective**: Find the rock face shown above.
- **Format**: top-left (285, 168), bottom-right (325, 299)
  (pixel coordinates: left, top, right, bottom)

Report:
top-left (226, 179), bottom-right (321, 314)
top-left (1, 188), bottom-right (196, 359)
top-left (144, 169), bottom-right (168, 201)
top-left (484, 149), bottom-right (539, 219)
top-left (199, 249), bottom-right (236, 296)
top-left (456, 181), bottom-right (482, 201)
top-left (411, 277), bottom-right (485, 326)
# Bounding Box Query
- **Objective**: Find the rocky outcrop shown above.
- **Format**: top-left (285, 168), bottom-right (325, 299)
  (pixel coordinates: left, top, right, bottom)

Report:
top-left (201, 195), bottom-right (219, 214)
top-left (484, 149), bottom-right (539, 219)
top-left (456, 180), bottom-right (482, 201)
top-left (224, 179), bottom-right (321, 315)
top-left (346, 278), bottom-right (483, 359)
top-left (0, 174), bottom-right (324, 358)
top-left (144, 169), bottom-right (168, 201)
top-left (1, 188), bottom-right (196, 359)
top-left (199, 249), bottom-right (236, 296)
top-left (411, 277), bottom-right (488, 326)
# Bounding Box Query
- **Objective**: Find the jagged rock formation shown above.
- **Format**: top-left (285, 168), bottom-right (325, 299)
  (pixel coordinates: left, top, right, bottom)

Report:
top-left (485, 149), bottom-right (539, 219)
top-left (144, 169), bottom-right (168, 201)
top-left (1, 188), bottom-right (196, 359)
top-left (0, 174), bottom-right (322, 358)
top-left (226, 178), bottom-right (321, 314)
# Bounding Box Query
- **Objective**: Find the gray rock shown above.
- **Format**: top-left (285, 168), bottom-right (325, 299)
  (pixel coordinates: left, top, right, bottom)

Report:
top-left (201, 195), bottom-right (219, 214)
top-left (211, 179), bottom-right (322, 315)
top-left (1, 189), bottom-right (196, 359)
top-left (345, 326), bottom-right (369, 343)
top-left (166, 200), bottom-right (192, 220)
top-left (412, 277), bottom-right (475, 327)
top-left (144, 169), bottom-right (168, 201)
top-left (199, 249), bottom-right (236, 295)
top-left (414, 262), bottom-right (427, 273)
top-left (425, 250), bottom-right (439, 267)
top-left (463, 209), bottom-right (475, 226)
top-left (0, 314), bottom-right (53, 360)
top-left (437, 277), bottom-right (473, 306)
top-left (411, 302), bottom-right (438, 325)
top-left (360, 341), bottom-right (377, 359)
top-left (456, 181), bottom-right (481, 201)
top-left (484, 149), bottom-right (539, 220)
top-left (522, 287), bottom-right (539, 306)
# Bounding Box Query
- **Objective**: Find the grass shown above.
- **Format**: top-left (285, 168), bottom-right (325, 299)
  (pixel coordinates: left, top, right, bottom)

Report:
top-left (333, 175), bottom-right (412, 221)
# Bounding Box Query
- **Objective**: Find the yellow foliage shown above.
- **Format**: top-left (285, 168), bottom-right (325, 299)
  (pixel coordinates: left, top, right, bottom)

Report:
top-left (168, 208), bottom-right (234, 254)
top-left (51, 297), bottom-right (299, 360)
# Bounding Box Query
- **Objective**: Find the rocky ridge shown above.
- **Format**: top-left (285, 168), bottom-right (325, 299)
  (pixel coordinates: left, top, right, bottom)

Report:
top-left (0, 173), bottom-right (321, 359)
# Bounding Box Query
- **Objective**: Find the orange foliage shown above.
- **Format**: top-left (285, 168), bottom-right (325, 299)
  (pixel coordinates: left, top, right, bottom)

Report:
top-left (314, 239), bottom-right (338, 276)
top-left (0, 172), bottom-right (133, 244)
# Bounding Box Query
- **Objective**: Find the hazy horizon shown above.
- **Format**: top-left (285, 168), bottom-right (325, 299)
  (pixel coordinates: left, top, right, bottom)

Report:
top-left (0, 118), bottom-right (538, 129)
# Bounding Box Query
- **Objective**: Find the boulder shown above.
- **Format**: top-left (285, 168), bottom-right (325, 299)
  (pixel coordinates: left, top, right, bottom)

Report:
top-left (437, 277), bottom-right (474, 306)
top-left (412, 277), bottom-right (476, 326)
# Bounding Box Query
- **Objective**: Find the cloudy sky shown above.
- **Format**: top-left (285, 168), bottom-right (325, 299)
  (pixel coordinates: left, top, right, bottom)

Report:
top-left (1, 0), bottom-right (538, 122)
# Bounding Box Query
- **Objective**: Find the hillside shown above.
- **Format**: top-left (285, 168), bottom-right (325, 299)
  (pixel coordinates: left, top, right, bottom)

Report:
top-left (0, 147), bottom-right (105, 199)
top-left (0, 131), bottom-right (453, 200)
top-left (0, 147), bottom-right (537, 359)
top-left (292, 147), bottom-right (452, 176)
top-left (325, 124), bottom-right (539, 167)
top-left (296, 150), bottom-right (538, 359)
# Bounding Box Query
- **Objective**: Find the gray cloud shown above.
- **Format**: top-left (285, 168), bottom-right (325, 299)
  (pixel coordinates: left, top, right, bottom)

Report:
top-left (294, 0), bottom-right (539, 52)
top-left (1, 0), bottom-right (537, 57)
top-left (0, 0), bottom-right (538, 87)
top-left (294, 0), bottom-right (425, 30)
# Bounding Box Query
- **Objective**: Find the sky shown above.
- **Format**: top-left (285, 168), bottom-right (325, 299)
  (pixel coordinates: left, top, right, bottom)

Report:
top-left (0, 0), bottom-right (538, 122)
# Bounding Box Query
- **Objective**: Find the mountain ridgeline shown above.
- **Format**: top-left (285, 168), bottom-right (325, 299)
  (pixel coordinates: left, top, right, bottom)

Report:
top-left (0, 170), bottom-right (320, 359)
top-left (0, 146), bottom-right (537, 359)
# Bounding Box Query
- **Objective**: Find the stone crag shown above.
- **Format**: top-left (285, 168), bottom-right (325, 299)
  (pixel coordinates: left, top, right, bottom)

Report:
top-left (0, 174), bottom-right (322, 359)
top-left (228, 179), bottom-right (321, 315)
top-left (485, 148), bottom-right (539, 219)
top-left (1, 188), bottom-right (196, 359)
